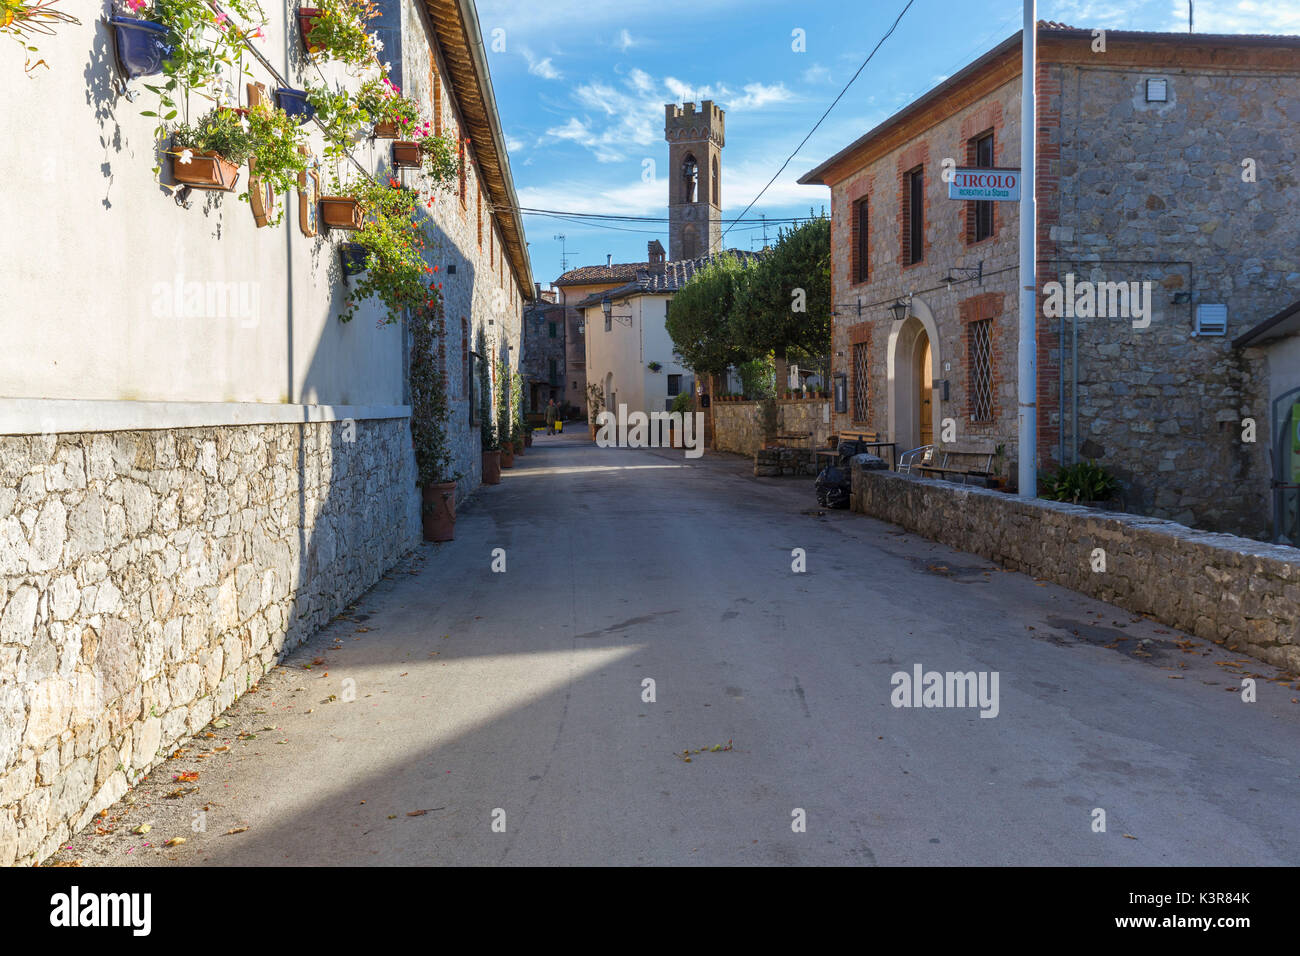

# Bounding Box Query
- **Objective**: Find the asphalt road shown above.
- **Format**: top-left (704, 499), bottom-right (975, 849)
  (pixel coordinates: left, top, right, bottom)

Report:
top-left (51, 433), bottom-right (1300, 866)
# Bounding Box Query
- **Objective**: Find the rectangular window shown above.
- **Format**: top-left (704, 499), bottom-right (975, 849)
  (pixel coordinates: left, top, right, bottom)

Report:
top-left (548, 322), bottom-right (557, 338)
top-left (972, 131), bottom-right (994, 242)
top-left (904, 166), bottom-right (924, 264)
top-left (548, 358), bottom-right (558, 385)
top-left (852, 341), bottom-right (870, 423)
top-left (968, 318), bottom-right (993, 422)
top-left (667, 374), bottom-right (681, 396)
top-left (854, 198), bottom-right (869, 284)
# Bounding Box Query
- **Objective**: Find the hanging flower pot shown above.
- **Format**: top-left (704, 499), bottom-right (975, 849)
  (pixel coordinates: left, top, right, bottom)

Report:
top-left (373, 121), bottom-right (399, 139)
top-left (421, 481), bottom-right (457, 542)
top-left (500, 442), bottom-right (515, 468)
top-left (320, 196), bottom-right (363, 230)
top-left (274, 88), bottom-right (317, 125)
top-left (109, 16), bottom-right (173, 80)
top-left (172, 149), bottom-right (240, 192)
top-left (392, 141), bottom-right (421, 168)
top-left (482, 450), bottom-right (501, 485)
top-left (297, 7), bottom-right (323, 53)
top-left (340, 242), bottom-right (368, 277)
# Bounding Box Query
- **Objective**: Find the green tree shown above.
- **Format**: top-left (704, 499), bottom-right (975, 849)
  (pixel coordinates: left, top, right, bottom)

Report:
top-left (731, 215), bottom-right (831, 377)
top-left (664, 251), bottom-right (748, 381)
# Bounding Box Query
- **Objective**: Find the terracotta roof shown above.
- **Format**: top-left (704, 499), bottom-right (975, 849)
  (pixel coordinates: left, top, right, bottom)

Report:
top-left (421, 0), bottom-right (533, 300)
top-left (570, 250), bottom-right (765, 308)
top-left (554, 262), bottom-right (651, 286)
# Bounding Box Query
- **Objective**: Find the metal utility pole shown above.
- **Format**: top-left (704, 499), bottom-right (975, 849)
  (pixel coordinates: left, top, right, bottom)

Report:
top-left (1017, 0), bottom-right (1037, 497)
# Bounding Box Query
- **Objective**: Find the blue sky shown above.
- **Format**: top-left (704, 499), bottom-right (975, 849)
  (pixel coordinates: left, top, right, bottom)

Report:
top-left (471, 0), bottom-right (1300, 285)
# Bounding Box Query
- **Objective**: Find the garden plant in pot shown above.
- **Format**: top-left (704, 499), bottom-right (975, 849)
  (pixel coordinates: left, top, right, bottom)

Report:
top-left (168, 107), bottom-right (253, 191)
top-left (480, 402), bottom-right (501, 485)
top-left (242, 102), bottom-right (310, 226)
top-left (356, 75), bottom-right (420, 139)
top-left (337, 176), bottom-right (432, 325)
top-left (129, 0), bottom-right (268, 172)
top-left (410, 302), bottom-right (460, 542)
top-left (298, 0), bottom-right (379, 68)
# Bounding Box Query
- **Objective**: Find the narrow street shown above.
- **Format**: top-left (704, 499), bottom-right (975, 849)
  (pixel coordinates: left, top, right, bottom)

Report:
top-left (51, 435), bottom-right (1300, 867)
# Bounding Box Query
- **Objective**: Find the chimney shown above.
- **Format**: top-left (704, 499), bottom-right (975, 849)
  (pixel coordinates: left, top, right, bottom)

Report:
top-left (535, 282), bottom-right (542, 298)
top-left (606, 254), bottom-right (612, 267)
top-left (647, 240), bottom-right (666, 274)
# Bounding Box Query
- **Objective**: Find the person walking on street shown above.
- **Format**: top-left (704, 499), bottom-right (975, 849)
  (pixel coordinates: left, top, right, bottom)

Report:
top-left (545, 398), bottom-right (558, 435)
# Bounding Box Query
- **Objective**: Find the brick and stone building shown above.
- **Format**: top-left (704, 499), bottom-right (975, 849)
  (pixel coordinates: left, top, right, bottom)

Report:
top-left (0, 0), bottom-right (532, 864)
top-left (799, 23), bottom-right (1300, 540)
top-left (666, 101), bottom-right (725, 260)
top-left (522, 285), bottom-right (567, 412)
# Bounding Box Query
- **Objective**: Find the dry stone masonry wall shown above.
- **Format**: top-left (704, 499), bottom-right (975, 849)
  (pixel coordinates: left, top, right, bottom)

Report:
top-left (0, 418), bottom-right (418, 865)
top-left (852, 467), bottom-right (1300, 673)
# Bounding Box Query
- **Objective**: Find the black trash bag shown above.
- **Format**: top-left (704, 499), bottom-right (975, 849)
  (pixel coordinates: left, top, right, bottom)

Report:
top-left (815, 465), bottom-right (852, 509)
top-left (838, 440), bottom-right (867, 459)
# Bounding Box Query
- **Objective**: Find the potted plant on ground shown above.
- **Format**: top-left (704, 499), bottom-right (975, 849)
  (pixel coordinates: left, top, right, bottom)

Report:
top-left (168, 108), bottom-right (254, 190)
top-left (6, 0), bottom-right (80, 73)
top-left (297, 0), bottom-right (379, 69)
top-left (480, 371), bottom-right (501, 484)
top-left (586, 382), bottom-right (605, 440)
top-left (409, 301), bottom-right (460, 541)
top-left (1041, 460), bottom-right (1120, 507)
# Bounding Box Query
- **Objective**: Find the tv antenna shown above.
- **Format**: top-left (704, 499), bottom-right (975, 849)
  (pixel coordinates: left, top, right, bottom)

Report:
top-left (554, 233), bottom-right (571, 274)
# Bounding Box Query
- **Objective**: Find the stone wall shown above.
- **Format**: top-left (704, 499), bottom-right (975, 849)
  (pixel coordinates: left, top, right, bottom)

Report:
top-left (0, 417), bottom-right (419, 865)
top-left (712, 399), bottom-right (831, 457)
top-left (754, 447), bottom-right (820, 477)
top-left (851, 466), bottom-right (1300, 672)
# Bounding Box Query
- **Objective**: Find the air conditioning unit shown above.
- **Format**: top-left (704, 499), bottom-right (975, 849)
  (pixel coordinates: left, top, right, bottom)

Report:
top-left (1194, 304), bottom-right (1227, 337)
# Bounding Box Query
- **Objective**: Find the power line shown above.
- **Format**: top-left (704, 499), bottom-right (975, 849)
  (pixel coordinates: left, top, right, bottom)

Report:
top-left (499, 205), bottom-right (814, 224)
top-left (714, 0), bottom-right (917, 252)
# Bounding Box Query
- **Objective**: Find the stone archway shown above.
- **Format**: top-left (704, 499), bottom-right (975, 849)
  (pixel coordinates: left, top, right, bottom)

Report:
top-left (886, 296), bottom-right (942, 453)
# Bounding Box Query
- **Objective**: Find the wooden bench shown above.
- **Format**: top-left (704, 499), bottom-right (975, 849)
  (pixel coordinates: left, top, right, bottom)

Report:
top-left (915, 445), bottom-right (996, 485)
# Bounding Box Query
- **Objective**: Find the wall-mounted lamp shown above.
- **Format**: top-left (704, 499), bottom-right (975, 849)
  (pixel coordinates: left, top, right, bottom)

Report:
top-left (888, 297), bottom-right (909, 322)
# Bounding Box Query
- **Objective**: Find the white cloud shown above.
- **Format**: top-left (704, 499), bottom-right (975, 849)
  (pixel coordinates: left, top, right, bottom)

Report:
top-left (615, 28), bottom-right (638, 52)
top-left (505, 134), bottom-right (526, 152)
top-left (727, 81), bottom-right (795, 110)
top-left (802, 63), bottom-right (832, 84)
top-left (521, 46), bottom-right (563, 80)
top-left (517, 176), bottom-right (663, 216)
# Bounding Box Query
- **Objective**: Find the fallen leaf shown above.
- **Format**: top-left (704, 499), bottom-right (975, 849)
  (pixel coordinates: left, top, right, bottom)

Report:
top-left (132, 824), bottom-right (151, 835)
top-left (164, 837), bottom-right (185, 847)
top-left (225, 827), bottom-right (248, 835)
top-left (174, 771), bottom-right (199, 783)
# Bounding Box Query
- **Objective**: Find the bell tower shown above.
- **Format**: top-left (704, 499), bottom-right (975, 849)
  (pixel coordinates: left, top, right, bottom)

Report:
top-left (665, 100), bottom-right (724, 261)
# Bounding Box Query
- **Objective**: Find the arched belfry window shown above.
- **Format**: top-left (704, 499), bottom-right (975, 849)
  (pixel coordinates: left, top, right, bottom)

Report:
top-left (711, 156), bottom-right (719, 207)
top-left (681, 155), bottom-right (698, 203)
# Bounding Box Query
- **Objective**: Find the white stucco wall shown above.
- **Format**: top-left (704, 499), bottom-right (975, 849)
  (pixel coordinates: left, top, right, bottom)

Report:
top-left (583, 292), bottom-right (692, 419)
top-left (0, 10), bottom-right (405, 410)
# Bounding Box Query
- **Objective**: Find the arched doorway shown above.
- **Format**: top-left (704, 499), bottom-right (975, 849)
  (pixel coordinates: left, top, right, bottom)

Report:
top-left (887, 298), bottom-right (941, 453)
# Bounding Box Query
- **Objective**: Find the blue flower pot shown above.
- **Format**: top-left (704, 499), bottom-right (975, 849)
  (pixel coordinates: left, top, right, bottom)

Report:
top-left (109, 17), bottom-right (173, 80)
top-left (341, 243), bottom-right (368, 277)
top-left (275, 88), bottom-right (316, 125)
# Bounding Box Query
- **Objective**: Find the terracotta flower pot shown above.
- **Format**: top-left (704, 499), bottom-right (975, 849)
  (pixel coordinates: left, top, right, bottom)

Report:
top-left (319, 196), bottom-right (363, 230)
top-left (482, 450), bottom-right (501, 485)
top-left (392, 141), bottom-right (422, 168)
top-left (297, 7), bottom-right (323, 53)
top-left (500, 442), bottom-right (515, 468)
top-left (173, 149), bottom-right (240, 191)
top-left (421, 481), bottom-right (456, 542)
top-left (373, 121), bottom-right (399, 139)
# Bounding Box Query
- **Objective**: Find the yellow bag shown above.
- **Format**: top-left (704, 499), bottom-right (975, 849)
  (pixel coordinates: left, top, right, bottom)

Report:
top-left (554, 420), bottom-right (563, 433)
